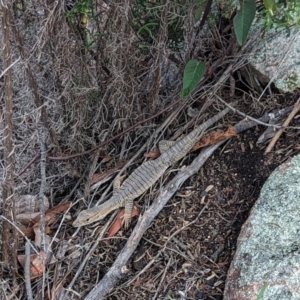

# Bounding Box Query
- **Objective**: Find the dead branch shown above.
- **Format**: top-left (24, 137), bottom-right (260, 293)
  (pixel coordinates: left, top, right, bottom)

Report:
top-left (37, 122), bottom-right (48, 299)
top-left (83, 105), bottom-right (293, 300)
top-left (1, 0), bottom-right (17, 274)
top-left (38, 122), bottom-right (48, 253)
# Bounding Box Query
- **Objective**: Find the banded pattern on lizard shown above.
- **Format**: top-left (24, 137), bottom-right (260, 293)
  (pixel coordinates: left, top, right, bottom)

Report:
top-left (73, 106), bottom-right (232, 228)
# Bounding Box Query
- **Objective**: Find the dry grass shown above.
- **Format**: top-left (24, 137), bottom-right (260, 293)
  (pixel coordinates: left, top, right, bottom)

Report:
top-left (1, 0), bottom-right (299, 299)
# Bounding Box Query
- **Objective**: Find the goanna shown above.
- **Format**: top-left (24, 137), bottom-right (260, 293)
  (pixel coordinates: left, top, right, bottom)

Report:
top-left (73, 105), bottom-right (232, 228)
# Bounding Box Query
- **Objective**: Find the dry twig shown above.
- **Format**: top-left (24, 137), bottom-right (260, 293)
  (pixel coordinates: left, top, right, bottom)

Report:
top-left (215, 94), bottom-right (300, 130)
top-left (25, 241), bottom-right (34, 300)
top-left (265, 98), bottom-right (300, 153)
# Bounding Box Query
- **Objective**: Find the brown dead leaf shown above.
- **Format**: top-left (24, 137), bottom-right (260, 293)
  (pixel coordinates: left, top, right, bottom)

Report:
top-left (107, 206), bottom-right (139, 237)
top-left (32, 202), bottom-right (71, 227)
top-left (144, 148), bottom-right (160, 159)
top-left (191, 126), bottom-right (237, 152)
top-left (143, 126), bottom-right (237, 158)
top-left (102, 154), bottom-right (112, 163)
top-left (133, 278), bottom-right (145, 287)
top-left (18, 226), bottom-right (35, 238)
top-left (35, 211), bottom-right (57, 227)
top-left (18, 251), bottom-right (47, 279)
top-left (92, 161), bottom-right (127, 183)
top-left (17, 202), bottom-right (71, 238)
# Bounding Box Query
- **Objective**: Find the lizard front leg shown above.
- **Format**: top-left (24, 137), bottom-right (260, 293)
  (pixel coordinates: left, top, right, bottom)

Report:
top-left (123, 198), bottom-right (134, 229)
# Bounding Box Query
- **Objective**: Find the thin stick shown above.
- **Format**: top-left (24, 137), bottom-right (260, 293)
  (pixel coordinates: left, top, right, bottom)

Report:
top-left (0, 56), bottom-right (20, 78)
top-left (153, 256), bottom-right (172, 300)
top-left (17, 154), bottom-right (40, 176)
top-left (265, 98), bottom-right (300, 154)
top-left (0, 215), bottom-right (39, 255)
top-left (214, 94), bottom-right (300, 130)
top-left (38, 124), bottom-right (47, 253)
top-left (25, 241), bottom-right (34, 300)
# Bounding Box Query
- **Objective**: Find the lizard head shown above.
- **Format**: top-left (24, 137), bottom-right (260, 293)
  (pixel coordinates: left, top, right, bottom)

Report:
top-left (72, 202), bottom-right (114, 227)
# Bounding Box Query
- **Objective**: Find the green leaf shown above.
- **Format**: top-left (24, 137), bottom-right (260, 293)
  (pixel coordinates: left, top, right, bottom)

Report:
top-left (137, 23), bottom-right (159, 39)
top-left (256, 284), bottom-right (268, 300)
top-left (263, 0), bottom-right (276, 16)
top-left (233, 0), bottom-right (256, 45)
top-left (182, 60), bottom-right (206, 99)
top-left (194, 0), bottom-right (207, 21)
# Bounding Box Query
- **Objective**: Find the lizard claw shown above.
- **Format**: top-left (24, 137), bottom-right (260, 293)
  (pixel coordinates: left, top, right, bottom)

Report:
top-left (123, 214), bottom-right (131, 229)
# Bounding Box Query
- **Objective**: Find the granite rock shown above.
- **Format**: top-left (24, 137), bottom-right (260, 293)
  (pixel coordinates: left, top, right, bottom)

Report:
top-left (224, 154), bottom-right (300, 300)
top-left (248, 26), bottom-right (300, 92)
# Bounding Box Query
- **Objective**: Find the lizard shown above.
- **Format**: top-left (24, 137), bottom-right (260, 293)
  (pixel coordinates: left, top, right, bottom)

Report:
top-left (73, 105), bottom-right (233, 228)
